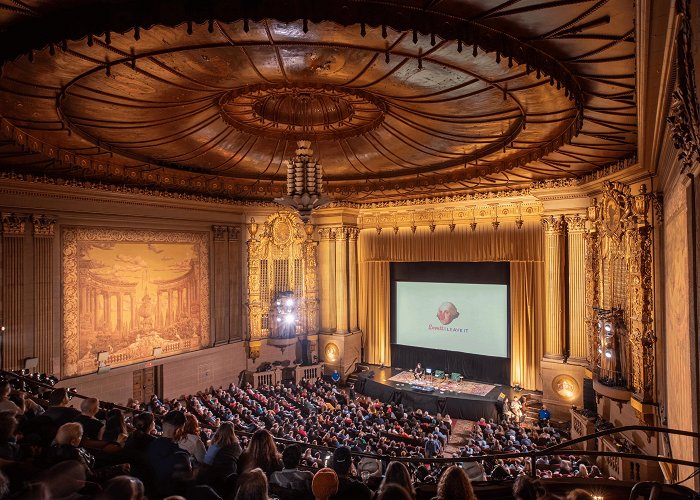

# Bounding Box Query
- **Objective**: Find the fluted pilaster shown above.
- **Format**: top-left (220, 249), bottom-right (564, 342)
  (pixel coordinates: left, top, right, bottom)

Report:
top-left (335, 228), bottom-right (349, 333)
top-left (566, 214), bottom-right (588, 362)
top-left (2, 213), bottom-right (26, 370)
top-left (32, 215), bottom-right (55, 373)
top-left (212, 225), bottom-right (229, 345)
top-left (348, 228), bottom-right (360, 332)
top-left (542, 215), bottom-right (567, 360)
top-left (228, 226), bottom-right (242, 341)
top-left (318, 228), bottom-right (337, 332)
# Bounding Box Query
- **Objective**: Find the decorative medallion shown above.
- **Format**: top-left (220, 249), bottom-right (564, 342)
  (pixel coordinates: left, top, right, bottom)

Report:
top-left (552, 374), bottom-right (579, 401)
top-left (325, 342), bottom-right (340, 362)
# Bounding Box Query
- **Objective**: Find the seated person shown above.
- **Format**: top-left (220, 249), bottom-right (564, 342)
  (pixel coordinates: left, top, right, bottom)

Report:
top-left (270, 444), bottom-right (314, 491)
top-left (413, 363), bottom-right (424, 380)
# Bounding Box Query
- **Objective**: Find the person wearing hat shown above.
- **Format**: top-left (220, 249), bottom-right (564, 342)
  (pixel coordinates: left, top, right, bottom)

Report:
top-left (329, 446), bottom-right (371, 500)
top-left (312, 467), bottom-right (339, 500)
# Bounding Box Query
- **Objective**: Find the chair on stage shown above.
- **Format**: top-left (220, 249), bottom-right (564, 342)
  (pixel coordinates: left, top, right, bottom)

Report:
top-left (433, 369), bottom-right (445, 379)
top-left (450, 372), bottom-right (461, 382)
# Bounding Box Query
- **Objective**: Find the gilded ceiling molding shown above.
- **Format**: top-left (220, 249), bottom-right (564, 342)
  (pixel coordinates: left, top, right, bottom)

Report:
top-left (358, 202), bottom-right (542, 230)
top-left (531, 156), bottom-right (639, 190)
top-left (667, 0), bottom-right (700, 172)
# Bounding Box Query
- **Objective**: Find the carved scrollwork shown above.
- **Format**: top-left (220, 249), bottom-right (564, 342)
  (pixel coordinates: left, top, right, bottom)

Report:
top-left (32, 214), bottom-right (56, 237)
top-left (1, 213), bottom-right (26, 235)
top-left (585, 182), bottom-right (656, 402)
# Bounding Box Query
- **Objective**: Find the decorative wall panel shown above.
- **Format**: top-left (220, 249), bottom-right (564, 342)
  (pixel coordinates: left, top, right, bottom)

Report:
top-left (62, 228), bottom-right (209, 377)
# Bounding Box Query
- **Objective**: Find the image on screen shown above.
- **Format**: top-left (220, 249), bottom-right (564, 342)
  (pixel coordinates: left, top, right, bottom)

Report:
top-left (394, 281), bottom-right (508, 358)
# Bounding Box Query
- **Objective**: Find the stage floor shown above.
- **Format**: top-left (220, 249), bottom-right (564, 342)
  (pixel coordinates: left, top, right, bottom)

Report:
top-left (356, 366), bottom-right (506, 421)
top-left (387, 371), bottom-right (495, 397)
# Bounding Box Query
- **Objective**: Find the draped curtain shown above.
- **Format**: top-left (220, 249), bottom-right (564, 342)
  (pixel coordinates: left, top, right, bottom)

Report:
top-left (358, 220), bottom-right (544, 390)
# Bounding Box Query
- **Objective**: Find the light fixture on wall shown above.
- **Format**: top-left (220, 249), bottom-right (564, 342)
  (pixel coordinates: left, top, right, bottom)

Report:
top-left (274, 140), bottom-right (330, 223)
top-left (515, 202), bottom-right (524, 229)
top-left (469, 207), bottom-right (477, 231)
top-left (491, 204), bottom-right (500, 230)
top-left (274, 291), bottom-right (299, 338)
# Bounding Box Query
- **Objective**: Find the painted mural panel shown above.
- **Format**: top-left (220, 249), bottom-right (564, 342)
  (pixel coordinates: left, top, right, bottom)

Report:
top-left (63, 228), bottom-right (209, 377)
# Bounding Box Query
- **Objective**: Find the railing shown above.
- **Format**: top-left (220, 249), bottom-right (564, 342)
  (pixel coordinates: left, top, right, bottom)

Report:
top-left (295, 363), bottom-right (322, 383)
top-left (252, 369), bottom-right (277, 388)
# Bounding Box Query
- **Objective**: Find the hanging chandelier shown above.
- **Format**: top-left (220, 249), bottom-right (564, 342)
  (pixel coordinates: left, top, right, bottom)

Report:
top-left (274, 140), bottom-right (330, 222)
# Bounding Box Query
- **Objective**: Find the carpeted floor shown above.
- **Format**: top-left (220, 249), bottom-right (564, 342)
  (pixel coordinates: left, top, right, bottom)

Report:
top-left (444, 419), bottom-right (476, 454)
top-left (388, 371), bottom-right (495, 397)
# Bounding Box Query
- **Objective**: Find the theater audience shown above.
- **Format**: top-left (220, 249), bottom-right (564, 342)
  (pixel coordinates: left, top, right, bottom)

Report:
top-left (0, 382), bottom-right (23, 417)
top-left (376, 485), bottom-right (413, 500)
top-left (146, 410), bottom-right (193, 497)
top-left (103, 408), bottom-right (129, 445)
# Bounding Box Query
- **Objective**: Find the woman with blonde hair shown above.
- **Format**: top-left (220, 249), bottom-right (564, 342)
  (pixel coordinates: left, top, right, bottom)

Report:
top-left (238, 429), bottom-right (282, 476)
top-left (432, 465), bottom-right (476, 500)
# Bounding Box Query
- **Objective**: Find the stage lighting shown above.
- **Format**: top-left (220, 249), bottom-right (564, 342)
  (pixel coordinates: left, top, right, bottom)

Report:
top-left (285, 297), bottom-right (294, 307)
top-left (604, 350), bottom-right (613, 359)
top-left (597, 346), bottom-right (602, 354)
top-left (284, 313), bottom-right (295, 324)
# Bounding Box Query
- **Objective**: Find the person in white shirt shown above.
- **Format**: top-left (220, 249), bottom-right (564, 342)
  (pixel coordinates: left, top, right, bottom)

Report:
top-left (0, 382), bottom-right (23, 416)
top-left (177, 413), bottom-right (206, 464)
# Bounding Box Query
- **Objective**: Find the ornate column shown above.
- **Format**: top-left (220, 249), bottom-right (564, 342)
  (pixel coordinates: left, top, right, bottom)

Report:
top-left (318, 228), bottom-right (337, 332)
top-left (348, 227), bottom-right (360, 332)
top-left (335, 227), bottom-right (349, 334)
top-left (2, 214), bottom-right (26, 370)
top-left (542, 215), bottom-right (567, 360)
top-left (566, 214), bottom-right (588, 363)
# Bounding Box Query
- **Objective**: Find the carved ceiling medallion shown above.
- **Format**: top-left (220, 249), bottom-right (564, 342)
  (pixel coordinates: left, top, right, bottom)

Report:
top-left (220, 84), bottom-right (386, 141)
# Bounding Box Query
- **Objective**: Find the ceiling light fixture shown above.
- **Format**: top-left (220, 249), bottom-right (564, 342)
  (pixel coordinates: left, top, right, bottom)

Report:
top-left (274, 140), bottom-right (330, 223)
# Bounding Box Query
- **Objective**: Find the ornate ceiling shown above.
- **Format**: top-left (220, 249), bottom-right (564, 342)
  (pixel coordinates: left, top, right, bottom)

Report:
top-left (0, 0), bottom-right (636, 202)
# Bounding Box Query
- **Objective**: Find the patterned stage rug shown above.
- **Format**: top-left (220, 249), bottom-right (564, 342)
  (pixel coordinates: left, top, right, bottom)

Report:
top-left (387, 371), bottom-right (496, 397)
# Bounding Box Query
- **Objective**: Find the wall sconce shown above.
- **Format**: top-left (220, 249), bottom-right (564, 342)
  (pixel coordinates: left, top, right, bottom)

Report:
top-left (470, 207), bottom-right (477, 231)
top-left (515, 202), bottom-right (524, 229)
top-left (491, 205), bottom-right (500, 230)
top-left (448, 210), bottom-right (456, 233)
top-left (410, 211), bottom-right (417, 234)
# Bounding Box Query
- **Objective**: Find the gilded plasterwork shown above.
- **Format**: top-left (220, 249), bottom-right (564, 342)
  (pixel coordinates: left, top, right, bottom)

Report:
top-left (246, 212), bottom-right (318, 344)
top-left (586, 182), bottom-right (658, 401)
top-left (63, 228), bottom-right (209, 377)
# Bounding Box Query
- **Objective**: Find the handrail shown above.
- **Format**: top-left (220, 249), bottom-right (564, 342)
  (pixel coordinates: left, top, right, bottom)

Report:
top-left (344, 356), bottom-right (358, 375)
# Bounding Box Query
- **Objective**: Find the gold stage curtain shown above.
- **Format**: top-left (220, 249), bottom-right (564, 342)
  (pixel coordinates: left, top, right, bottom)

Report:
top-left (357, 220), bottom-right (544, 390)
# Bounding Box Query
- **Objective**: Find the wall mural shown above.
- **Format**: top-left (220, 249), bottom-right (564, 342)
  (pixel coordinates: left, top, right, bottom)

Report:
top-left (63, 228), bottom-right (209, 377)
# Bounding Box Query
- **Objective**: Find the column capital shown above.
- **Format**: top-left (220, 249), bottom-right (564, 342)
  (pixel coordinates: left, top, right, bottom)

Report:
top-left (347, 227), bottom-right (360, 240)
top-left (541, 214), bottom-right (566, 234)
top-left (565, 214), bottom-right (587, 233)
top-left (2, 213), bottom-right (26, 235)
top-left (32, 214), bottom-right (56, 237)
top-left (228, 226), bottom-right (242, 241)
top-left (335, 226), bottom-right (349, 240)
top-left (212, 225), bottom-right (228, 241)
top-left (318, 227), bottom-right (335, 240)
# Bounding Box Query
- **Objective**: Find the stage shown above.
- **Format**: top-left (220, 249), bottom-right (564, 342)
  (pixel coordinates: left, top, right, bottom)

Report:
top-left (354, 366), bottom-right (505, 421)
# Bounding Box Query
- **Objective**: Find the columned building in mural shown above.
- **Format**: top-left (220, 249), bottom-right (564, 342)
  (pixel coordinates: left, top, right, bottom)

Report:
top-left (0, 0), bottom-right (698, 488)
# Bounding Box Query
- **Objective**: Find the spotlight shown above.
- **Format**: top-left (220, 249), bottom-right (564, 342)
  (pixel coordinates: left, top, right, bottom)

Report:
top-left (276, 317), bottom-right (281, 322)
top-left (285, 298), bottom-right (294, 307)
top-left (604, 350), bottom-right (613, 359)
top-left (284, 313), bottom-right (295, 324)
top-left (604, 324), bottom-right (612, 332)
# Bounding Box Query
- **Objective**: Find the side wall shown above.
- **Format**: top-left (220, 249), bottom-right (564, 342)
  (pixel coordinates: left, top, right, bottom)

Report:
top-left (0, 180), bottom-right (248, 404)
